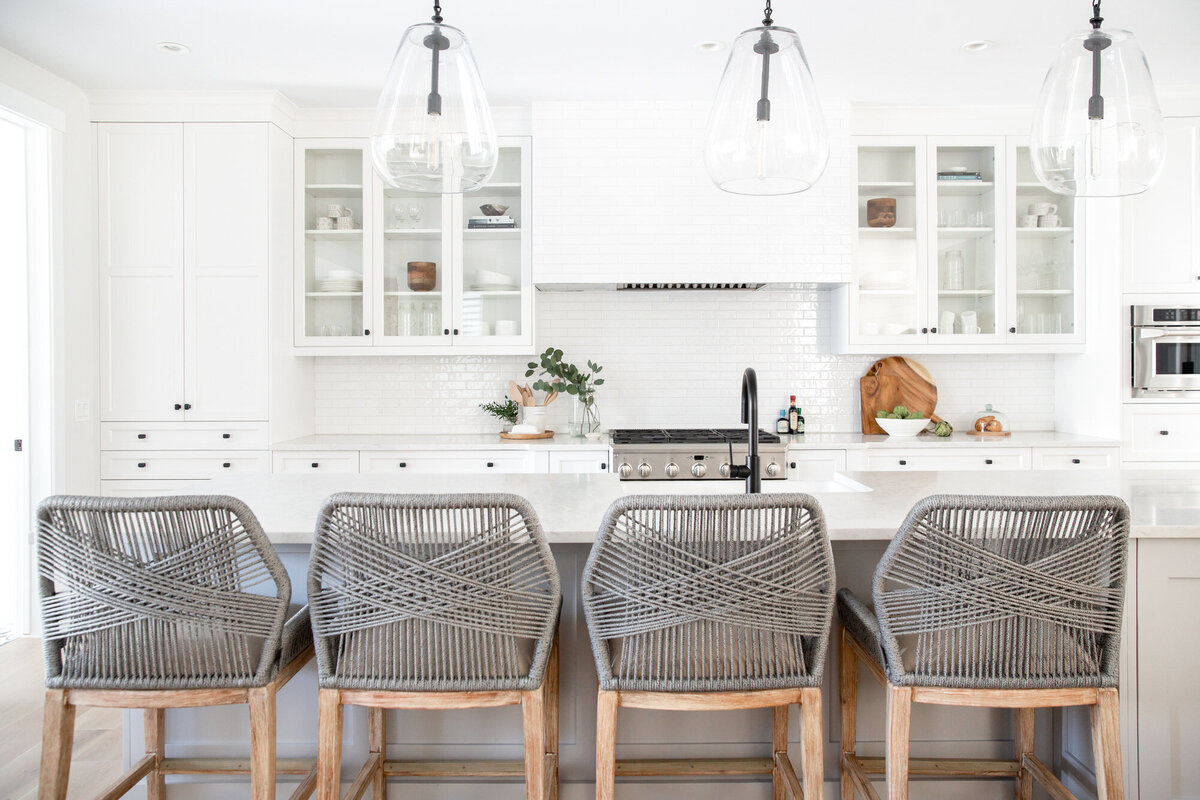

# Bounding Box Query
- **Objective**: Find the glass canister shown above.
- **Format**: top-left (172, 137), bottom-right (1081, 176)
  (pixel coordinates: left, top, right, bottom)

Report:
top-left (971, 404), bottom-right (1010, 435)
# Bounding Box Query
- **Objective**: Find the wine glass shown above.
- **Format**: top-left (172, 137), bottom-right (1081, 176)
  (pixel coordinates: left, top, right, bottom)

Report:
top-left (408, 205), bottom-right (422, 228)
top-left (391, 204), bottom-right (406, 230)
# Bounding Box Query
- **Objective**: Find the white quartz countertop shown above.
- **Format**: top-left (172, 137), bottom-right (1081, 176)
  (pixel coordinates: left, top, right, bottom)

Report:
top-left (271, 433), bottom-right (611, 451)
top-left (782, 431), bottom-right (1120, 449)
top-left (195, 468), bottom-right (1199, 545)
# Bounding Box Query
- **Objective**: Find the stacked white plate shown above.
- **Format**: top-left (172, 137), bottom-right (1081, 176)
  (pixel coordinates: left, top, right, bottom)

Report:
top-left (469, 269), bottom-right (517, 292)
top-left (317, 270), bottom-right (362, 293)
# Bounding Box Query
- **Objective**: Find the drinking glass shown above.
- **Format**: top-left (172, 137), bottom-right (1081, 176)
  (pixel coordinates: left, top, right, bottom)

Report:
top-left (421, 301), bottom-right (437, 335)
top-left (944, 250), bottom-right (965, 290)
top-left (408, 205), bottom-right (423, 228)
top-left (398, 302), bottom-right (414, 337)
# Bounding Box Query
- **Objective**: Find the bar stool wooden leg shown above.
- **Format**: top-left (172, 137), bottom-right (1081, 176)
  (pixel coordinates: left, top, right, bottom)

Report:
top-left (1014, 708), bottom-right (1035, 800)
top-left (316, 689), bottom-right (343, 800)
top-left (800, 687), bottom-right (824, 800)
top-left (595, 690), bottom-right (619, 800)
top-left (773, 704), bottom-right (789, 800)
top-left (368, 708), bottom-right (386, 800)
top-left (523, 685), bottom-right (547, 799)
top-left (839, 628), bottom-right (858, 800)
top-left (885, 686), bottom-right (911, 800)
top-left (38, 689), bottom-right (75, 800)
top-left (144, 708), bottom-right (166, 800)
top-left (1091, 688), bottom-right (1124, 800)
top-left (250, 685), bottom-right (277, 800)
top-left (545, 635), bottom-right (560, 800)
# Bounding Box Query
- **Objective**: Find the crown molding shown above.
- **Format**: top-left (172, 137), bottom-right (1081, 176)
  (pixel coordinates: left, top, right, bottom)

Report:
top-left (86, 89), bottom-right (299, 132)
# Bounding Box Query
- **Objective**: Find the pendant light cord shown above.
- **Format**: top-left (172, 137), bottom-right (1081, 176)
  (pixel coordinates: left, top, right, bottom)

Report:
top-left (432, 1), bottom-right (442, 23)
top-left (763, 0), bottom-right (774, 26)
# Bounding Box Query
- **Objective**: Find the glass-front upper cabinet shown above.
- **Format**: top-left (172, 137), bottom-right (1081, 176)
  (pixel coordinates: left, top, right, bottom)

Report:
top-left (296, 141), bottom-right (372, 344)
top-left (374, 184), bottom-right (451, 346)
top-left (1007, 138), bottom-right (1081, 342)
top-left (929, 138), bottom-right (1005, 342)
top-left (452, 142), bottom-right (532, 346)
top-left (851, 137), bottom-right (928, 345)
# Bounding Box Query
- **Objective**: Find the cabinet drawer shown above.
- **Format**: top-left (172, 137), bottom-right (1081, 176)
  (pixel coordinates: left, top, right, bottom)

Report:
top-left (1125, 408), bottom-right (1200, 461)
top-left (360, 450), bottom-right (536, 474)
top-left (272, 451), bottom-right (360, 474)
top-left (786, 449), bottom-right (848, 480)
top-left (101, 421), bottom-right (270, 451)
top-left (851, 448), bottom-right (1031, 471)
top-left (102, 450), bottom-right (269, 480)
top-left (1033, 447), bottom-right (1120, 470)
top-left (548, 450), bottom-right (611, 474)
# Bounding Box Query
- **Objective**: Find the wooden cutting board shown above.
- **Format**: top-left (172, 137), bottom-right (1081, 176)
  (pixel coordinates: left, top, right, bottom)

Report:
top-left (860, 357), bottom-right (941, 434)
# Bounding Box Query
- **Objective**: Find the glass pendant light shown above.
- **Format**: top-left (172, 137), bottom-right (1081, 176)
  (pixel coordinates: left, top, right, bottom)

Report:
top-left (1030, 0), bottom-right (1164, 197)
top-left (370, 1), bottom-right (497, 193)
top-left (704, 0), bottom-right (828, 195)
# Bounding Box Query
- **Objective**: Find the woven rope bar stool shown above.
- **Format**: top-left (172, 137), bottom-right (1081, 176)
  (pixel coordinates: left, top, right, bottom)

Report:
top-left (35, 495), bottom-right (315, 800)
top-left (583, 494), bottom-right (836, 800)
top-left (836, 494), bottom-right (1130, 800)
top-left (307, 493), bottom-right (561, 800)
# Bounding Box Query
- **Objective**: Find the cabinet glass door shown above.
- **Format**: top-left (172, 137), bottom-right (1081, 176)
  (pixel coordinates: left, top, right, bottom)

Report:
top-left (300, 145), bottom-right (370, 342)
top-left (451, 142), bottom-right (532, 345)
top-left (853, 140), bottom-right (927, 343)
top-left (1010, 143), bottom-right (1077, 339)
top-left (375, 184), bottom-right (452, 345)
top-left (931, 141), bottom-right (1003, 341)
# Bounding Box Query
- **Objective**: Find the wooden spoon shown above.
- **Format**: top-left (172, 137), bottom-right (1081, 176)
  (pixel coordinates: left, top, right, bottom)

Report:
top-left (520, 384), bottom-right (535, 406)
top-left (543, 391), bottom-right (558, 406)
top-left (507, 381), bottom-right (525, 406)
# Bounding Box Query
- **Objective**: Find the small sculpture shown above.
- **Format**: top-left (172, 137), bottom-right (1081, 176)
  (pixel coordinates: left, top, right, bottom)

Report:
top-left (479, 203), bottom-right (509, 216)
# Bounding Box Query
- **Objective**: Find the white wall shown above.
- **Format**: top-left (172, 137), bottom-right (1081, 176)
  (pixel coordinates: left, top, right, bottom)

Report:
top-left (0, 47), bottom-right (97, 494)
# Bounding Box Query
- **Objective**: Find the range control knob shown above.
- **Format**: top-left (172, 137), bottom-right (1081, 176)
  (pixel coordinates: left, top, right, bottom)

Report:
top-left (719, 462), bottom-right (731, 478)
top-left (765, 461), bottom-right (781, 477)
top-left (664, 462), bottom-right (680, 478)
top-left (691, 462), bottom-right (708, 477)
top-left (637, 462), bottom-right (652, 478)
top-left (617, 462), bottom-right (633, 478)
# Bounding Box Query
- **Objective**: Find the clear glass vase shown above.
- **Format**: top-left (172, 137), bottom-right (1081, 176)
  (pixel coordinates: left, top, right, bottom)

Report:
top-left (572, 396), bottom-right (601, 437)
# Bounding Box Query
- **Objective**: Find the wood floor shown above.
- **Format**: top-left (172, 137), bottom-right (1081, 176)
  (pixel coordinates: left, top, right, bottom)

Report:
top-left (0, 637), bottom-right (123, 800)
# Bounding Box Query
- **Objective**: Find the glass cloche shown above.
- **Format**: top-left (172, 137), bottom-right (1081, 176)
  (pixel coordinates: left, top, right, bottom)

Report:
top-left (971, 404), bottom-right (1010, 435)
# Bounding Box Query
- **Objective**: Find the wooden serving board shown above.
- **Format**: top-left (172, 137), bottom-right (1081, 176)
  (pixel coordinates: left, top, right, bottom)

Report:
top-left (966, 430), bottom-right (1012, 437)
top-left (860, 356), bottom-right (941, 435)
top-left (499, 431), bottom-right (554, 440)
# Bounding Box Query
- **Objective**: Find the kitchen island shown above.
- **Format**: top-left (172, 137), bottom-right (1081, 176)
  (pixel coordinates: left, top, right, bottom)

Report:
top-left (124, 469), bottom-right (1197, 799)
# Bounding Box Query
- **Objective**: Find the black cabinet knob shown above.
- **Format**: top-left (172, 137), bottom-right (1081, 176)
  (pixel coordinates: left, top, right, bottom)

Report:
top-left (1009, 327), bottom-right (1017, 333)
top-left (183, 403), bottom-right (192, 410)
top-left (790, 462), bottom-right (797, 469)
top-left (137, 462), bottom-right (146, 468)
top-left (399, 462), bottom-right (407, 468)
top-left (1160, 430), bottom-right (1170, 435)
top-left (985, 459), bottom-right (994, 465)
top-left (921, 327), bottom-right (928, 334)
top-left (222, 462), bottom-right (231, 468)
top-left (931, 327), bottom-right (938, 334)
top-left (899, 459), bottom-right (907, 466)
top-left (311, 462), bottom-right (319, 468)
top-left (444, 328), bottom-right (450, 335)
top-left (222, 433), bottom-right (231, 439)
top-left (486, 461), bottom-right (495, 468)
top-left (137, 433), bottom-right (147, 440)
top-left (600, 463), bottom-right (608, 470)
top-left (1072, 458), bottom-right (1081, 464)
top-left (364, 329), bottom-right (370, 336)
top-left (453, 328), bottom-right (459, 335)
top-left (174, 403), bottom-right (182, 410)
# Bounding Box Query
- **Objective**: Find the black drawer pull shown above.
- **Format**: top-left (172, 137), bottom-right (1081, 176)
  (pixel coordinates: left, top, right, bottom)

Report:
top-left (137, 462), bottom-right (146, 468)
top-left (137, 433), bottom-right (147, 440)
top-left (453, 328), bottom-right (460, 335)
top-left (898, 460), bottom-right (907, 466)
top-left (486, 461), bottom-right (495, 468)
top-left (1072, 458), bottom-right (1081, 464)
top-left (222, 433), bottom-right (231, 439)
top-left (222, 462), bottom-right (231, 468)
top-left (311, 462), bottom-right (319, 468)
top-left (1009, 327), bottom-right (1017, 333)
top-left (364, 329), bottom-right (370, 336)
top-left (790, 462), bottom-right (797, 469)
top-left (183, 403), bottom-right (192, 410)
top-left (600, 463), bottom-right (608, 470)
top-left (985, 459), bottom-right (994, 465)
top-left (930, 327), bottom-right (938, 334)
top-left (921, 327), bottom-right (928, 334)
top-left (399, 462), bottom-right (407, 468)
top-left (444, 328), bottom-right (450, 335)
top-left (1160, 430), bottom-right (1170, 435)
top-left (173, 403), bottom-right (182, 410)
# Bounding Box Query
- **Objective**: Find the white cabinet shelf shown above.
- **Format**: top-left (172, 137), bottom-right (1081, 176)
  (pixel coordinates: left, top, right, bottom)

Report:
top-left (294, 137), bottom-right (534, 354)
top-left (935, 180), bottom-right (994, 195)
top-left (858, 226), bottom-right (914, 237)
top-left (858, 181), bottom-right (915, 196)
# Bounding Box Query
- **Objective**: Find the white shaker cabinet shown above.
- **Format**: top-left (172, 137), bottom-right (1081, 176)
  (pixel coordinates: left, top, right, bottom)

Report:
top-left (1124, 117), bottom-right (1200, 293)
top-left (99, 122), bottom-right (270, 422)
top-left (98, 123), bottom-right (186, 421)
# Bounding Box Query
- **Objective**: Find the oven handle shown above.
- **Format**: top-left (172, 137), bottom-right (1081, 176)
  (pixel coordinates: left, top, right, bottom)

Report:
top-left (1138, 329), bottom-right (1200, 343)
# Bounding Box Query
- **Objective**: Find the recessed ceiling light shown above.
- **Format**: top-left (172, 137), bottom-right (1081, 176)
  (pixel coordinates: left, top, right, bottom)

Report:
top-left (697, 41), bottom-right (726, 52)
top-left (962, 40), bottom-right (994, 52)
top-left (156, 42), bottom-right (190, 54)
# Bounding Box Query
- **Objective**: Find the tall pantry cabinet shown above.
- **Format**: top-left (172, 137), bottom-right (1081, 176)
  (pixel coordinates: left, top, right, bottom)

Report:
top-left (98, 122), bottom-right (307, 495)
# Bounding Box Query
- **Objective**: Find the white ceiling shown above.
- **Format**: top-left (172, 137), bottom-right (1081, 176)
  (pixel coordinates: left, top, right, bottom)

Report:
top-left (2, 0), bottom-right (1199, 108)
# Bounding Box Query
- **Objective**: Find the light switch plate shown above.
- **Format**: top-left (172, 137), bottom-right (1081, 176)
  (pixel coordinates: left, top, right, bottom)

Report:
top-left (74, 400), bottom-right (90, 422)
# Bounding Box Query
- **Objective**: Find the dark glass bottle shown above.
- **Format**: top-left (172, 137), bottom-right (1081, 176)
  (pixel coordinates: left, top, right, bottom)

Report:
top-left (787, 396), bottom-right (799, 434)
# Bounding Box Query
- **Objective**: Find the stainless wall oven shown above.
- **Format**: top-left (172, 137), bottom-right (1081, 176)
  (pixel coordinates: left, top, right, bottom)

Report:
top-left (1132, 306), bottom-right (1200, 396)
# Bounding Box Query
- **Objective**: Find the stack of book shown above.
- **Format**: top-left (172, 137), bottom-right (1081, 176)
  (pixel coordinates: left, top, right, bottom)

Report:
top-left (936, 171), bottom-right (983, 181)
top-left (468, 216), bottom-right (516, 229)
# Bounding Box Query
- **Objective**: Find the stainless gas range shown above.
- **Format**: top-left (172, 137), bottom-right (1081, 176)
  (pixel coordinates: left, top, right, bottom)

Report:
top-left (610, 428), bottom-right (788, 481)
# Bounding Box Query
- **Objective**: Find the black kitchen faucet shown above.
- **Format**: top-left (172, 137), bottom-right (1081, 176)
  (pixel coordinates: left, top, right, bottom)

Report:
top-left (728, 367), bottom-right (762, 493)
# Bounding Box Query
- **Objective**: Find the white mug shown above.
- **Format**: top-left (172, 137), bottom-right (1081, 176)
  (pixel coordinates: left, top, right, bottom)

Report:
top-left (1038, 214), bottom-right (1061, 228)
top-left (1018, 215), bottom-right (1039, 228)
top-left (327, 203), bottom-right (352, 218)
top-left (336, 215), bottom-right (355, 230)
top-left (964, 324), bottom-right (981, 335)
top-left (315, 216), bottom-right (335, 230)
top-left (940, 310), bottom-right (956, 333)
top-left (1029, 202), bottom-right (1057, 216)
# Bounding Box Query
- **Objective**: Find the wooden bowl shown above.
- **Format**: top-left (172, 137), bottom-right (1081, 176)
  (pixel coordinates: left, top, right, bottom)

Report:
top-left (867, 197), bottom-right (897, 228)
top-left (407, 261), bottom-right (436, 292)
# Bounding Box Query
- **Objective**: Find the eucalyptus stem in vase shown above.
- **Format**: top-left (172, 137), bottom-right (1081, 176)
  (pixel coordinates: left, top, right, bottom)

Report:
top-left (525, 347), bottom-right (605, 437)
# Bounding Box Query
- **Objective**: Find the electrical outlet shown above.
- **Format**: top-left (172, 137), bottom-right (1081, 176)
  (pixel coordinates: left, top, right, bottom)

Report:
top-left (74, 400), bottom-right (90, 422)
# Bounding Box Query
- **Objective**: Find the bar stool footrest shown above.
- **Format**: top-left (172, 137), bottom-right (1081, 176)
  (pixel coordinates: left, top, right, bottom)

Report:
top-left (614, 757), bottom-right (774, 777)
top-left (158, 757), bottom-right (316, 775)
top-left (856, 755), bottom-right (1021, 777)
top-left (381, 758), bottom-right (527, 777)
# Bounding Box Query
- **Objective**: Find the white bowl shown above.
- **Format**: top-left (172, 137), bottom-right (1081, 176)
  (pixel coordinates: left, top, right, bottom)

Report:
top-left (876, 417), bottom-right (932, 437)
top-left (475, 269), bottom-right (511, 285)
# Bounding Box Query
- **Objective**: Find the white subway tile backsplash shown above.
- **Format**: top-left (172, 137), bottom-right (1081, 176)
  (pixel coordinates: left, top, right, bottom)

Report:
top-left (314, 288), bottom-right (1054, 435)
